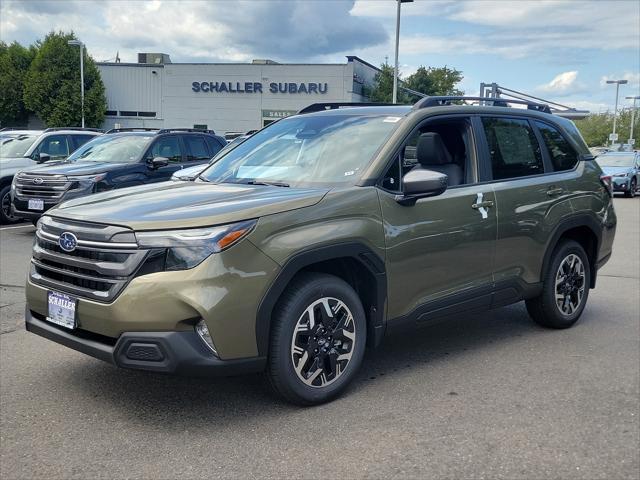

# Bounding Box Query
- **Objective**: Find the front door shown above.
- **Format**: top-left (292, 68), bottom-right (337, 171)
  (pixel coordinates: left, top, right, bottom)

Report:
top-left (143, 134), bottom-right (186, 182)
top-left (379, 116), bottom-right (497, 325)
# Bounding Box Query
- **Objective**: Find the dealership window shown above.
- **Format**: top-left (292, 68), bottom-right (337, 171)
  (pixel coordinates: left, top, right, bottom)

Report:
top-left (105, 110), bottom-right (117, 116)
top-left (138, 111), bottom-right (156, 117)
top-left (193, 124), bottom-right (208, 130)
top-left (120, 111), bottom-right (137, 117)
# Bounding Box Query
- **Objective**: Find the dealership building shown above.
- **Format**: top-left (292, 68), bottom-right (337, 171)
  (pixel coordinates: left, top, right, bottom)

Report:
top-left (96, 53), bottom-right (381, 135)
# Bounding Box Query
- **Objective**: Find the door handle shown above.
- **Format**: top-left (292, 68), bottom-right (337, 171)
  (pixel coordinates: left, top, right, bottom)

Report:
top-left (472, 192), bottom-right (493, 219)
top-left (547, 188), bottom-right (564, 196)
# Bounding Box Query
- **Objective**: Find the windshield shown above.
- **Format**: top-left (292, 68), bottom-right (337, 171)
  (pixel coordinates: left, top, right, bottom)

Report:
top-left (596, 155), bottom-right (636, 167)
top-left (0, 135), bottom-right (38, 158)
top-left (199, 114), bottom-right (402, 187)
top-left (66, 134), bottom-right (152, 163)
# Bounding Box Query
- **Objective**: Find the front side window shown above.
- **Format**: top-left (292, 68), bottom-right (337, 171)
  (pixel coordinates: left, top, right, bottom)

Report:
top-left (482, 117), bottom-right (543, 180)
top-left (535, 121), bottom-right (578, 171)
top-left (0, 134), bottom-right (38, 158)
top-left (37, 135), bottom-right (69, 159)
top-left (184, 136), bottom-right (210, 162)
top-left (200, 114), bottom-right (402, 187)
top-left (148, 136), bottom-right (183, 163)
top-left (67, 134), bottom-right (153, 163)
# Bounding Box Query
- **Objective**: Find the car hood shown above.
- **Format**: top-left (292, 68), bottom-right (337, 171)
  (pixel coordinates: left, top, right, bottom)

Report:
top-left (20, 161), bottom-right (133, 176)
top-left (48, 181), bottom-right (329, 230)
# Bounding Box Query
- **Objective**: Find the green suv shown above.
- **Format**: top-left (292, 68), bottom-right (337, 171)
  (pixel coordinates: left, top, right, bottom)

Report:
top-left (25, 98), bottom-right (617, 405)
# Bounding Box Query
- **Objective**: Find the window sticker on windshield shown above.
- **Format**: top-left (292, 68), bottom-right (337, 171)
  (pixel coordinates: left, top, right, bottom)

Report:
top-left (344, 170), bottom-right (355, 176)
top-left (383, 117), bottom-right (401, 123)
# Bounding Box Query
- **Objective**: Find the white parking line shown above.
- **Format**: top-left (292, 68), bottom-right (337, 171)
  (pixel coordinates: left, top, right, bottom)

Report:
top-left (0, 224), bottom-right (34, 231)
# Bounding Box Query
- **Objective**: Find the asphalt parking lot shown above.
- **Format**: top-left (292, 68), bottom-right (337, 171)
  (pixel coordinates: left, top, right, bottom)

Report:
top-left (1, 197), bottom-right (638, 480)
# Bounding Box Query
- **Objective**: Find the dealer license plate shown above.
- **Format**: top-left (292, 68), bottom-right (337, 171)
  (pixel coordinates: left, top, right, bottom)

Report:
top-left (47, 291), bottom-right (77, 329)
top-left (28, 199), bottom-right (44, 211)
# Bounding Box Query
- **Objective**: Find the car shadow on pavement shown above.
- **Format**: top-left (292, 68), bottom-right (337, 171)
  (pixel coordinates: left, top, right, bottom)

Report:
top-left (58, 300), bottom-right (561, 426)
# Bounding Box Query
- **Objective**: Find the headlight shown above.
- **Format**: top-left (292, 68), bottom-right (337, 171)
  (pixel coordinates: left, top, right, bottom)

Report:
top-left (611, 172), bottom-right (629, 177)
top-left (67, 173), bottom-right (107, 189)
top-left (136, 220), bottom-right (256, 270)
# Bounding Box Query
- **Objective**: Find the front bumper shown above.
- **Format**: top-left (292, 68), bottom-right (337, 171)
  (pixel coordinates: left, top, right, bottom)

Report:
top-left (612, 177), bottom-right (632, 192)
top-left (25, 308), bottom-right (266, 376)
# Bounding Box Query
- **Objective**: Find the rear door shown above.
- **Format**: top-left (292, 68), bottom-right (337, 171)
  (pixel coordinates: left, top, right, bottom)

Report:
top-left (477, 115), bottom-right (574, 293)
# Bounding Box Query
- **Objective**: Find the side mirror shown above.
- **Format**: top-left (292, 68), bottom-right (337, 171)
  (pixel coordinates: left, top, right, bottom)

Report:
top-left (396, 168), bottom-right (448, 206)
top-left (148, 156), bottom-right (170, 169)
top-left (37, 153), bottom-right (51, 163)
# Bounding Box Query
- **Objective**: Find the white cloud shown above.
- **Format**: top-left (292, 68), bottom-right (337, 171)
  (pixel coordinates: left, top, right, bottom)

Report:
top-left (537, 71), bottom-right (579, 94)
top-left (600, 72), bottom-right (640, 91)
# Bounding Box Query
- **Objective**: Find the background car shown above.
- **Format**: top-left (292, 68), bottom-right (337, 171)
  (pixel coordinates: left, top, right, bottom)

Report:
top-left (11, 127), bottom-right (226, 222)
top-left (171, 133), bottom-right (251, 181)
top-left (596, 151), bottom-right (640, 198)
top-left (0, 128), bottom-right (102, 223)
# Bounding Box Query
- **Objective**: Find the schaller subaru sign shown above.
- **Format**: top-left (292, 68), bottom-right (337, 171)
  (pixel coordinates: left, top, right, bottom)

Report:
top-left (192, 81), bottom-right (328, 94)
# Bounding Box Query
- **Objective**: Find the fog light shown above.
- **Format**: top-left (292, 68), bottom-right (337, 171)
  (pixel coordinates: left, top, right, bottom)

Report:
top-left (195, 320), bottom-right (217, 356)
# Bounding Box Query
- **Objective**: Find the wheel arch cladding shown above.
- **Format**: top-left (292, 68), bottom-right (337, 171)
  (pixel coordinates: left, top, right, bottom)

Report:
top-left (542, 215), bottom-right (601, 289)
top-left (256, 242), bottom-right (387, 356)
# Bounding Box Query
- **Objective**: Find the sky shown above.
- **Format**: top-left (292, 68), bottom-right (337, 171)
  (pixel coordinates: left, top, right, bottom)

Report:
top-left (1, 0), bottom-right (638, 113)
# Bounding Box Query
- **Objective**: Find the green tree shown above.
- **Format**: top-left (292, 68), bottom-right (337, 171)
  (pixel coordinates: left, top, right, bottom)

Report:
top-left (574, 109), bottom-right (640, 147)
top-left (366, 63), bottom-right (464, 103)
top-left (23, 31), bottom-right (105, 128)
top-left (405, 65), bottom-right (464, 98)
top-left (0, 41), bottom-right (36, 127)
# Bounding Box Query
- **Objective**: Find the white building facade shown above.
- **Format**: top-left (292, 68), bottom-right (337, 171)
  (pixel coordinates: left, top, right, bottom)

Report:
top-left (97, 55), bottom-right (380, 135)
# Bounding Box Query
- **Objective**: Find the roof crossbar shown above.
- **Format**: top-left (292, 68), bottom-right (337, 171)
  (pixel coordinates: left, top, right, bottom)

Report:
top-left (105, 127), bottom-right (159, 134)
top-left (157, 128), bottom-right (216, 135)
top-left (43, 127), bottom-right (104, 133)
top-left (298, 102), bottom-right (397, 114)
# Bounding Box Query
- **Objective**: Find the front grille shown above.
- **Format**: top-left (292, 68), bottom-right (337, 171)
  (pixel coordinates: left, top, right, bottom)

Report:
top-left (30, 217), bottom-right (148, 302)
top-left (15, 173), bottom-right (72, 200)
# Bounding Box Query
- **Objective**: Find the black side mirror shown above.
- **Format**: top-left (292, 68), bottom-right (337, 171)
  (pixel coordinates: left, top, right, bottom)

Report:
top-left (396, 168), bottom-right (448, 206)
top-left (148, 156), bottom-right (170, 169)
top-left (37, 153), bottom-right (51, 163)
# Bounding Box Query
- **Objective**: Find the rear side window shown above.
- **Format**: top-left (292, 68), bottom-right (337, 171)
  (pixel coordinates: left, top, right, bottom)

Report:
top-left (184, 135), bottom-right (210, 161)
top-left (481, 117), bottom-right (543, 180)
top-left (148, 136), bottom-right (183, 163)
top-left (205, 137), bottom-right (224, 157)
top-left (535, 122), bottom-right (578, 171)
top-left (70, 134), bottom-right (95, 151)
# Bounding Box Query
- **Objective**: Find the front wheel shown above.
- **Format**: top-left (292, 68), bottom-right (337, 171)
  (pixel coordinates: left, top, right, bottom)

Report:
top-left (266, 273), bottom-right (367, 405)
top-left (624, 178), bottom-right (637, 198)
top-left (0, 184), bottom-right (21, 225)
top-left (526, 240), bottom-right (591, 329)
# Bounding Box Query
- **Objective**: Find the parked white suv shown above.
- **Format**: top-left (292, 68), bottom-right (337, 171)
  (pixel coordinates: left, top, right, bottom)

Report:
top-left (0, 128), bottom-right (102, 224)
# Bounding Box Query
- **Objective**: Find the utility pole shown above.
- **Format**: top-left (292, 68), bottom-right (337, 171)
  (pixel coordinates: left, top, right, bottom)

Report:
top-left (392, 0), bottom-right (413, 104)
top-left (68, 40), bottom-right (85, 128)
top-left (606, 79), bottom-right (628, 145)
top-left (626, 95), bottom-right (640, 146)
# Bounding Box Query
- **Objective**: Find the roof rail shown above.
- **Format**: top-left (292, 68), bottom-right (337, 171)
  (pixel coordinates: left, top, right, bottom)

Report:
top-left (105, 127), bottom-right (160, 134)
top-left (43, 127), bottom-right (104, 133)
top-left (412, 96), bottom-right (552, 114)
top-left (0, 127), bottom-right (29, 132)
top-left (157, 128), bottom-right (216, 135)
top-left (298, 102), bottom-right (397, 114)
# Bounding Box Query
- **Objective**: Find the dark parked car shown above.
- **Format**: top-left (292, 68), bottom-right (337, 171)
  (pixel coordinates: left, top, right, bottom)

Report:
top-left (0, 128), bottom-right (101, 224)
top-left (11, 128), bottom-right (226, 222)
top-left (596, 151), bottom-right (639, 197)
top-left (25, 98), bottom-right (616, 405)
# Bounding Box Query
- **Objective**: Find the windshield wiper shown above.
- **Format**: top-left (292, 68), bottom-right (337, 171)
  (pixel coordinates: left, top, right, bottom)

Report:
top-left (245, 180), bottom-right (290, 187)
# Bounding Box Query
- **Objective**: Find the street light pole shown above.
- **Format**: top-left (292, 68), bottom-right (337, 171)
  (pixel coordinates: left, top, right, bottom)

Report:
top-left (606, 79), bottom-right (628, 145)
top-left (68, 40), bottom-right (85, 128)
top-left (392, 0), bottom-right (413, 104)
top-left (626, 95), bottom-right (640, 145)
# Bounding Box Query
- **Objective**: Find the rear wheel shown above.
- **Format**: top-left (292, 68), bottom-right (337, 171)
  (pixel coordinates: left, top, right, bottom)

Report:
top-left (0, 184), bottom-right (20, 225)
top-left (266, 272), bottom-right (366, 405)
top-left (526, 240), bottom-right (590, 329)
top-left (624, 178), bottom-right (637, 198)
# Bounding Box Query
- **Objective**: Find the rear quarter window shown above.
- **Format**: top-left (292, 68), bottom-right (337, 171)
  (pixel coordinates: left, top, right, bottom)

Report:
top-left (535, 121), bottom-right (579, 171)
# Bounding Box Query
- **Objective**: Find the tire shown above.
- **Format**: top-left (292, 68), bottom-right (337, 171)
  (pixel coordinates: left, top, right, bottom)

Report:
top-left (526, 240), bottom-right (591, 329)
top-left (0, 184), bottom-right (20, 225)
top-left (624, 178), bottom-right (637, 198)
top-left (266, 272), bottom-right (367, 406)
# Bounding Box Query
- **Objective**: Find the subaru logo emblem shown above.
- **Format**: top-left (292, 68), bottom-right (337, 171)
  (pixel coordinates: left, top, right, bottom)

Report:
top-left (59, 232), bottom-right (78, 252)
top-left (33, 177), bottom-right (44, 185)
